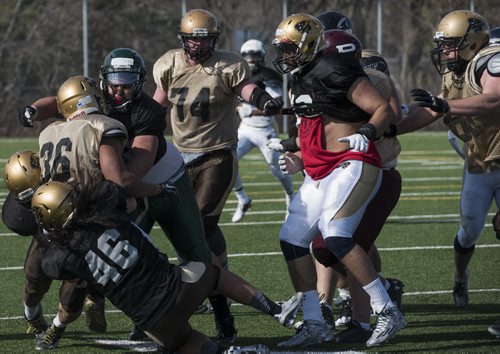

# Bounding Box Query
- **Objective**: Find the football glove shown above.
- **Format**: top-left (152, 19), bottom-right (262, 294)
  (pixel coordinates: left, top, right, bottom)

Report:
top-left (158, 182), bottom-right (179, 200)
top-left (267, 137), bottom-right (298, 152)
top-left (263, 97), bottom-right (283, 116)
top-left (410, 88), bottom-right (449, 113)
top-left (338, 133), bottom-right (369, 152)
top-left (18, 106), bottom-right (36, 128)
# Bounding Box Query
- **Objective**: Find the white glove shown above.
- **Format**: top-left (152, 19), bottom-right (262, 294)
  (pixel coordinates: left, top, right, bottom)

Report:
top-left (279, 152), bottom-right (303, 175)
top-left (338, 133), bottom-right (369, 153)
top-left (267, 138), bottom-right (284, 152)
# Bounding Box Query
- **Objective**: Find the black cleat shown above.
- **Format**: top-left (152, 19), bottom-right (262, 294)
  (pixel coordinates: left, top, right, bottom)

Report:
top-left (128, 325), bottom-right (148, 341)
top-left (215, 314), bottom-right (237, 347)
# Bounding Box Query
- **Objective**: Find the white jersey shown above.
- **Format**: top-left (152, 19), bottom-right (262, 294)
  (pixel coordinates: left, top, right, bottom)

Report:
top-left (239, 80), bottom-right (282, 128)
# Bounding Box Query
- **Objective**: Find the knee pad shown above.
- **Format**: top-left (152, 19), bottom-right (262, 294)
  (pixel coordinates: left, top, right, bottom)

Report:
top-left (454, 234), bottom-right (475, 255)
top-left (311, 236), bottom-right (338, 268)
top-left (325, 236), bottom-right (356, 260)
top-left (280, 241), bottom-right (310, 261)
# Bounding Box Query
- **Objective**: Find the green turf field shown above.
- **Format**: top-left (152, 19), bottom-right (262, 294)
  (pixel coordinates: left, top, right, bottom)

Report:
top-left (1, 132), bottom-right (499, 353)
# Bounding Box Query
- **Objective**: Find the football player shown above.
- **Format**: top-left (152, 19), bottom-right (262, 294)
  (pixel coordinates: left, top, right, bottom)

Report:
top-left (231, 39), bottom-right (294, 223)
top-left (30, 179), bottom-right (301, 354)
top-left (2, 151), bottom-right (88, 348)
top-left (397, 10), bottom-right (500, 309)
top-left (269, 13), bottom-right (404, 348)
top-left (18, 48), bottom-right (232, 343)
top-left (30, 75), bottom-right (178, 350)
top-left (152, 9), bottom-right (282, 344)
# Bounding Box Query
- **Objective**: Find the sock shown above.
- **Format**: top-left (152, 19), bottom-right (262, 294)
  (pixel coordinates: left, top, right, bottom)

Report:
top-left (24, 303), bottom-right (40, 320)
top-left (362, 277), bottom-right (393, 314)
top-left (302, 290), bottom-right (323, 322)
top-left (208, 294), bottom-right (231, 319)
top-left (249, 291), bottom-right (281, 316)
top-left (338, 287), bottom-right (351, 300)
top-left (53, 315), bottom-right (66, 328)
top-left (234, 188), bottom-right (249, 204)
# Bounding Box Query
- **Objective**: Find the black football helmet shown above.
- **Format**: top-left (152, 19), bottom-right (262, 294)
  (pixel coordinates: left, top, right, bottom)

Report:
top-left (317, 11), bottom-right (353, 33)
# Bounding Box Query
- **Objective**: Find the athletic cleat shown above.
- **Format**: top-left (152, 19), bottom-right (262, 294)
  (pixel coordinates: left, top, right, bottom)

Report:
top-left (214, 314), bottom-right (237, 347)
top-left (35, 324), bottom-right (65, 351)
top-left (335, 298), bottom-right (352, 327)
top-left (83, 295), bottom-right (107, 333)
top-left (277, 319), bottom-right (334, 348)
top-left (333, 294), bottom-right (351, 307)
top-left (232, 199), bottom-right (252, 223)
top-left (26, 306), bottom-right (49, 339)
top-left (386, 278), bottom-right (405, 313)
top-left (319, 300), bottom-right (335, 331)
top-left (453, 275), bottom-right (469, 308)
top-left (128, 325), bottom-right (148, 341)
top-left (366, 304), bottom-right (405, 347)
top-left (274, 292), bottom-right (303, 328)
top-left (335, 320), bottom-right (372, 343)
top-left (225, 344), bottom-right (270, 354)
top-left (488, 320), bottom-right (500, 338)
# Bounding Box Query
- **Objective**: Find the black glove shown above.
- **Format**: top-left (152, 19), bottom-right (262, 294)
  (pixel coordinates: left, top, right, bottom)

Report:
top-left (158, 182), bottom-right (179, 200)
top-left (18, 106), bottom-right (37, 128)
top-left (356, 123), bottom-right (378, 141)
top-left (410, 89), bottom-right (449, 113)
top-left (263, 97), bottom-right (283, 116)
top-left (383, 124), bottom-right (398, 138)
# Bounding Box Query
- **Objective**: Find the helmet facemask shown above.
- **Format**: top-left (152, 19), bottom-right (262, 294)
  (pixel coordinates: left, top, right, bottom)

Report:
top-left (242, 51), bottom-right (265, 73)
top-left (179, 32), bottom-right (219, 61)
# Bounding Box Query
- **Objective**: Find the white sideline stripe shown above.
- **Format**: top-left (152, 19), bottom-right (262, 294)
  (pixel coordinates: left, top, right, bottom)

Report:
top-left (1, 244), bottom-right (498, 272)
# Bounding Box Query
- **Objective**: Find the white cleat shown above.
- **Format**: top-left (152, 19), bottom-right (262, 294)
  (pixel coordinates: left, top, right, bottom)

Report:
top-left (278, 320), bottom-right (334, 348)
top-left (366, 304), bottom-right (405, 347)
top-left (274, 292), bottom-right (303, 328)
top-left (232, 199), bottom-right (252, 223)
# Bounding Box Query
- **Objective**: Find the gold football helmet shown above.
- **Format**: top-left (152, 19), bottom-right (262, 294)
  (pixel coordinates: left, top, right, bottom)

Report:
top-left (272, 13), bottom-right (326, 74)
top-left (178, 9), bottom-right (219, 60)
top-left (431, 10), bottom-right (489, 75)
top-left (4, 150), bottom-right (41, 200)
top-left (31, 181), bottom-right (76, 232)
top-left (57, 76), bottom-right (107, 119)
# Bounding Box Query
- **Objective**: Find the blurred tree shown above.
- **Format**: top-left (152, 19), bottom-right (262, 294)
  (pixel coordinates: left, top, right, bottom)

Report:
top-left (0, 0), bottom-right (498, 136)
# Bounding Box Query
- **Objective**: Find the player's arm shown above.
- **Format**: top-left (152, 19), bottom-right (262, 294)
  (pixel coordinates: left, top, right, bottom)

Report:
top-left (236, 79), bottom-right (283, 116)
top-left (18, 96), bottom-right (63, 127)
top-left (152, 86), bottom-right (172, 109)
top-left (99, 137), bottom-right (162, 197)
top-left (446, 70), bottom-right (500, 115)
top-left (126, 135), bottom-right (159, 177)
top-left (349, 77), bottom-right (394, 137)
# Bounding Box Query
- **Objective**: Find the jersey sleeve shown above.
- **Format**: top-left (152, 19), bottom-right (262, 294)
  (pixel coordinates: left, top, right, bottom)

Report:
top-left (131, 97), bottom-right (167, 137)
top-left (153, 51), bottom-right (175, 92)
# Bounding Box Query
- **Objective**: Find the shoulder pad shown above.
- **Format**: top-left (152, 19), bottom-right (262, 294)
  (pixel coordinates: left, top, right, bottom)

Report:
top-left (487, 52), bottom-right (500, 76)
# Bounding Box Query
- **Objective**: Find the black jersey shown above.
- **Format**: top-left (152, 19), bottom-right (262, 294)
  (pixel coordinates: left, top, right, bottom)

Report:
top-left (40, 182), bottom-right (182, 329)
top-left (110, 93), bottom-right (167, 163)
top-left (290, 53), bottom-right (370, 123)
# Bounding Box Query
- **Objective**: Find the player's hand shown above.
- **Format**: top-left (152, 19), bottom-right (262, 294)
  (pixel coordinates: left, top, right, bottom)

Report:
top-left (410, 88), bottom-right (449, 113)
top-left (158, 182), bottom-right (179, 200)
top-left (279, 152), bottom-right (303, 175)
top-left (267, 138), bottom-right (285, 152)
top-left (18, 106), bottom-right (36, 128)
top-left (338, 133), bottom-right (369, 152)
top-left (263, 97), bottom-right (283, 116)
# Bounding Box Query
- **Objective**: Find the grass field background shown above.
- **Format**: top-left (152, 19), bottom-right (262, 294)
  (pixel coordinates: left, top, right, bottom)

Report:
top-left (0, 132), bottom-right (499, 353)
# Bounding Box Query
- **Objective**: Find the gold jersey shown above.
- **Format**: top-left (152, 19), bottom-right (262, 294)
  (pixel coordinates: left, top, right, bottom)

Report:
top-left (365, 68), bottom-right (401, 167)
top-left (442, 46), bottom-right (500, 173)
top-left (38, 114), bottom-right (128, 187)
top-left (153, 49), bottom-right (250, 153)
